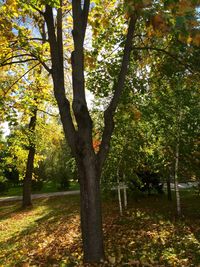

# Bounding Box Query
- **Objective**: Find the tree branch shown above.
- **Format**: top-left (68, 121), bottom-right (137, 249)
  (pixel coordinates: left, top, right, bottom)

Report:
top-left (0, 58), bottom-right (37, 67)
top-left (30, 4), bottom-right (44, 16)
top-left (37, 108), bottom-right (59, 117)
top-left (29, 37), bottom-right (48, 42)
top-left (0, 54), bottom-right (35, 66)
top-left (132, 46), bottom-right (194, 73)
top-left (72, 0), bottom-right (84, 45)
top-left (9, 38), bottom-right (49, 46)
top-left (44, 5), bottom-right (58, 70)
top-left (3, 63), bottom-right (40, 96)
top-left (36, 57), bottom-right (52, 74)
top-left (82, 0), bottom-right (90, 39)
top-left (57, 0), bottom-right (64, 72)
top-left (44, 4), bottom-right (77, 156)
top-left (0, 51), bottom-right (51, 74)
top-left (71, 0), bottom-right (87, 105)
top-left (97, 15), bottom-right (137, 171)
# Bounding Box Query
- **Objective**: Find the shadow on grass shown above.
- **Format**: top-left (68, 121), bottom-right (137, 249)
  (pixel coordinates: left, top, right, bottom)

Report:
top-left (102, 192), bottom-right (200, 266)
top-left (0, 194), bottom-right (80, 221)
top-left (0, 201), bottom-right (27, 222)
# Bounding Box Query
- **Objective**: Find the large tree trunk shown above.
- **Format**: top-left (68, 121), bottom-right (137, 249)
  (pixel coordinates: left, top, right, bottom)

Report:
top-left (78, 155), bottom-right (104, 262)
top-left (22, 109), bottom-right (37, 208)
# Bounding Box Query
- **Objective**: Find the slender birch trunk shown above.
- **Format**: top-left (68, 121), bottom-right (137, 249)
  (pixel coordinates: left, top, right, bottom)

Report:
top-left (174, 139), bottom-right (181, 216)
top-left (174, 111), bottom-right (182, 216)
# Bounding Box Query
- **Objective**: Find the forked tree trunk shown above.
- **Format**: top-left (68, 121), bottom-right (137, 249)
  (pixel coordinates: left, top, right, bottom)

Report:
top-left (22, 109), bottom-right (37, 208)
top-left (44, 2), bottom-right (137, 262)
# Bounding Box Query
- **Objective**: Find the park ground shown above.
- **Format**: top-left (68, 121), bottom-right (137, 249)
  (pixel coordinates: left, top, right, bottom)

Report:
top-left (0, 190), bottom-right (199, 267)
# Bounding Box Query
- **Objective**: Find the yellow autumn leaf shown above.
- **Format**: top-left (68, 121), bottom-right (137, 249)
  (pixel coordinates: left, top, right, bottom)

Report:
top-left (108, 255), bottom-right (116, 265)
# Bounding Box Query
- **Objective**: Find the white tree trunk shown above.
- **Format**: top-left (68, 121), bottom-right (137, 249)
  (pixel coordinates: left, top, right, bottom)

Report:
top-left (124, 186), bottom-right (127, 209)
top-left (118, 186), bottom-right (123, 215)
top-left (174, 137), bottom-right (181, 216)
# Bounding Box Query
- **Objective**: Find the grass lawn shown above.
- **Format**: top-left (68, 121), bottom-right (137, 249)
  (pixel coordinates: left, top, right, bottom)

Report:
top-left (0, 191), bottom-right (199, 266)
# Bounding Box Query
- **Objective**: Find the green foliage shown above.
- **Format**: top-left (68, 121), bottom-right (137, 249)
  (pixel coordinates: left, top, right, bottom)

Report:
top-left (0, 131), bottom-right (8, 192)
top-left (1, 0), bottom-right (199, 191)
top-left (19, 0), bottom-right (60, 10)
top-left (0, 176), bottom-right (8, 193)
top-left (35, 135), bottom-right (76, 190)
top-left (86, 0), bottom-right (200, 190)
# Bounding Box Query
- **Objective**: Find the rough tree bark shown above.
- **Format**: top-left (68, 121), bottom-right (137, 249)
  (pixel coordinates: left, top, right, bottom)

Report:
top-left (22, 108), bottom-right (37, 208)
top-left (44, 1), bottom-right (137, 262)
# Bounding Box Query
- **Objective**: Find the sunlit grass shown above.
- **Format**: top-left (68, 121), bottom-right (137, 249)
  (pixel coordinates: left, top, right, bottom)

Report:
top-left (0, 196), bottom-right (81, 266)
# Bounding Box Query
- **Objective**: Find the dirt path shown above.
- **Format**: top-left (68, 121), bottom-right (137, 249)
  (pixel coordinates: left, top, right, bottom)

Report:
top-left (0, 190), bottom-right (80, 203)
